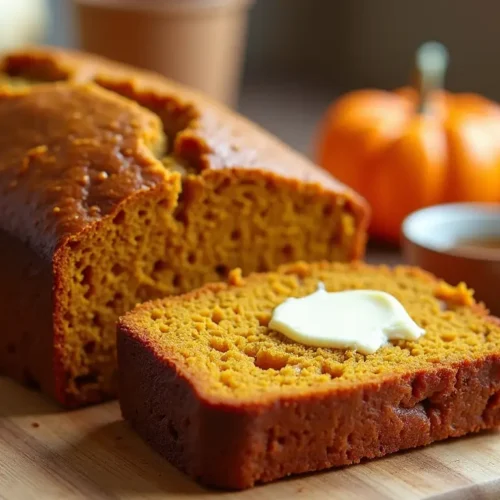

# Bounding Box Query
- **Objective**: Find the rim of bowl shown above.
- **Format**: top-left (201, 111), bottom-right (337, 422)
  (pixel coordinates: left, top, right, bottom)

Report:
top-left (402, 202), bottom-right (500, 261)
top-left (74, 0), bottom-right (254, 12)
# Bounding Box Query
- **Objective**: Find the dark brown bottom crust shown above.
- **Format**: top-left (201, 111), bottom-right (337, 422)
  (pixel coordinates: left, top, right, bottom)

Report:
top-left (118, 331), bottom-right (500, 490)
top-left (0, 231), bottom-right (116, 408)
top-left (0, 231), bottom-right (56, 399)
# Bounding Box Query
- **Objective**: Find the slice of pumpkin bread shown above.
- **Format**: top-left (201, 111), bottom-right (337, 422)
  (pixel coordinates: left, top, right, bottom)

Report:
top-left (118, 261), bottom-right (500, 489)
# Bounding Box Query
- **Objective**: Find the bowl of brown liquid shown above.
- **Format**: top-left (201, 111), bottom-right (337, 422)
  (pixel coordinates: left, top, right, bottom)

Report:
top-left (402, 203), bottom-right (500, 315)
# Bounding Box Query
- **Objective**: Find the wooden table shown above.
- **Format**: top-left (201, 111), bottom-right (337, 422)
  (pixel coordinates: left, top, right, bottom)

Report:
top-left (2, 376), bottom-right (500, 500)
top-left (0, 246), bottom-right (497, 500)
top-left (0, 76), bottom-right (486, 497)
top-left (8, 247), bottom-right (500, 500)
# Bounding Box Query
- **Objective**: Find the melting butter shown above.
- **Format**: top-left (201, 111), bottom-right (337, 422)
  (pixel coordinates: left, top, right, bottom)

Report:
top-left (269, 283), bottom-right (425, 355)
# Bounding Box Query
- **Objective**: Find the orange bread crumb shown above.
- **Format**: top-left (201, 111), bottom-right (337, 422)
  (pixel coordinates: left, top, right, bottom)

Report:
top-left (0, 48), bottom-right (368, 407)
top-left (118, 262), bottom-right (500, 488)
top-left (435, 281), bottom-right (475, 307)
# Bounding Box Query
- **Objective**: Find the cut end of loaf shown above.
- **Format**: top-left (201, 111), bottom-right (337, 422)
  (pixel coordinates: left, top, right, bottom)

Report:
top-left (0, 47), bottom-right (369, 407)
top-left (56, 172), bottom-right (362, 406)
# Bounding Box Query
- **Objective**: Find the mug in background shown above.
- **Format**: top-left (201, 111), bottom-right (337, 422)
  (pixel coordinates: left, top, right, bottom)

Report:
top-left (74, 0), bottom-right (253, 107)
top-left (0, 0), bottom-right (49, 51)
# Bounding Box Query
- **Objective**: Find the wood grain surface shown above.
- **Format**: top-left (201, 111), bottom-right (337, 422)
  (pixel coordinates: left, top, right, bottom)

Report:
top-left (1, 77), bottom-right (493, 498)
top-left (1, 377), bottom-right (500, 500)
top-left (0, 248), bottom-right (496, 499)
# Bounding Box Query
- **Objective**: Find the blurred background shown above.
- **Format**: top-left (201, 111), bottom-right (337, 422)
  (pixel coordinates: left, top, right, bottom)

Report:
top-left (4, 0), bottom-right (500, 156)
top-left (1, 0), bottom-right (499, 308)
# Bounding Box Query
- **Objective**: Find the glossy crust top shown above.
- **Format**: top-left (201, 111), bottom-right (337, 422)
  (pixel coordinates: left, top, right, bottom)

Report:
top-left (0, 47), bottom-right (368, 258)
top-left (0, 83), bottom-right (168, 258)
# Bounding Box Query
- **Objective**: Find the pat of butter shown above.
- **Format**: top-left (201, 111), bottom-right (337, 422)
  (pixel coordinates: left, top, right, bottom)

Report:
top-left (269, 283), bottom-right (425, 354)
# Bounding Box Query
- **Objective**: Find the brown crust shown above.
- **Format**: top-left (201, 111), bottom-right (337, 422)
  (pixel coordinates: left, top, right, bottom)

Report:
top-left (1, 45), bottom-right (368, 208)
top-left (0, 46), bottom-right (368, 256)
top-left (117, 262), bottom-right (500, 489)
top-left (0, 47), bottom-right (368, 406)
top-left (0, 82), bottom-right (167, 257)
top-left (118, 328), bottom-right (500, 489)
top-left (0, 230), bottom-right (55, 398)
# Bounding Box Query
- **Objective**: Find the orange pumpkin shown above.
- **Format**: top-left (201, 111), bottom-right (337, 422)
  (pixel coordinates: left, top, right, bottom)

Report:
top-left (316, 42), bottom-right (500, 243)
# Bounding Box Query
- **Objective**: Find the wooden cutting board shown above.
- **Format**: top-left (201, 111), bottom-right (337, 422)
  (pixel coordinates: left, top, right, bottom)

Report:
top-left (1, 378), bottom-right (500, 500)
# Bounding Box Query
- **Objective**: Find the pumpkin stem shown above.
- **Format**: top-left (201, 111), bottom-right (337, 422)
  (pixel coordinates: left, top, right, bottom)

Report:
top-left (415, 41), bottom-right (449, 114)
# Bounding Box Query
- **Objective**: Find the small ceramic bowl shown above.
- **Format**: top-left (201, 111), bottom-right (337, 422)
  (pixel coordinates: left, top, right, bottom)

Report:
top-left (402, 203), bottom-right (500, 315)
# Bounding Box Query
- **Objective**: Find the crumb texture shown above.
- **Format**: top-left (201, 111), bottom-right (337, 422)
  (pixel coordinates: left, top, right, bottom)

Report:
top-left (122, 262), bottom-right (500, 402)
top-left (118, 262), bottom-right (500, 489)
top-left (0, 47), bottom-right (368, 406)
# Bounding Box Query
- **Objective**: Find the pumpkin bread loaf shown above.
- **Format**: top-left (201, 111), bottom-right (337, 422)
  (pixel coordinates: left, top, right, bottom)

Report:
top-left (118, 262), bottom-right (500, 489)
top-left (0, 48), bottom-right (368, 407)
